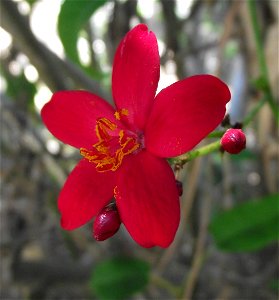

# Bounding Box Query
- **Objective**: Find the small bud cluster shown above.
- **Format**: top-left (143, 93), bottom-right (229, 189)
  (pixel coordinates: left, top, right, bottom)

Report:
top-left (221, 128), bottom-right (246, 154)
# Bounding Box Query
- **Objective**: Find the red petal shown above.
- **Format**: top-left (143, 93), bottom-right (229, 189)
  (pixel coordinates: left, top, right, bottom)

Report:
top-left (41, 91), bottom-right (116, 149)
top-left (145, 75), bottom-right (231, 157)
top-left (58, 159), bottom-right (115, 230)
top-left (112, 24), bottom-right (160, 130)
top-left (115, 151), bottom-right (180, 248)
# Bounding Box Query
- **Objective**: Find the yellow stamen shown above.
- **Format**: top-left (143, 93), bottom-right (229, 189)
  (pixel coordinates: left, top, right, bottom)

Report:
top-left (80, 109), bottom-right (140, 172)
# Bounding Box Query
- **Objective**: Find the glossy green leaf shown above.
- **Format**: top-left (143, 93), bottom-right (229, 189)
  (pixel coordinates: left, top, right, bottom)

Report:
top-left (90, 256), bottom-right (150, 300)
top-left (209, 194), bottom-right (279, 252)
top-left (58, 0), bottom-right (107, 63)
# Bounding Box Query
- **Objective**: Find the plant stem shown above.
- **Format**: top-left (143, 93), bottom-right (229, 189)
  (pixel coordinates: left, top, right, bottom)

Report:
top-left (171, 141), bottom-right (221, 165)
top-left (151, 273), bottom-right (181, 298)
top-left (243, 96), bottom-right (266, 127)
top-left (247, 0), bottom-right (278, 122)
top-left (208, 130), bottom-right (225, 138)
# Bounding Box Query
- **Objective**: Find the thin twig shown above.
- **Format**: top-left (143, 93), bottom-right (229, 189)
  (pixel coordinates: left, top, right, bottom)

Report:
top-left (150, 273), bottom-right (181, 298)
top-left (243, 96), bottom-right (266, 127)
top-left (216, 1), bottom-right (241, 77)
top-left (156, 158), bottom-right (202, 273)
top-left (181, 159), bottom-right (214, 299)
top-left (1, 94), bottom-right (67, 186)
top-left (247, 1), bottom-right (278, 122)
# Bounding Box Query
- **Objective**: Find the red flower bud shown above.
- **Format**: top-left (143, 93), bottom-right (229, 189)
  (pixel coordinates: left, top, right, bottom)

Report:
top-left (93, 203), bottom-right (121, 241)
top-left (176, 180), bottom-right (183, 196)
top-left (220, 128), bottom-right (246, 154)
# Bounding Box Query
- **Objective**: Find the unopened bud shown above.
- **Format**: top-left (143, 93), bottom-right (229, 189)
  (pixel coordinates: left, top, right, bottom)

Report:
top-left (176, 180), bottom-right (183, 196)
top-left (221, 128), bottom-right (246, 154)
top-left (93, 203), bottom-right (121, 241)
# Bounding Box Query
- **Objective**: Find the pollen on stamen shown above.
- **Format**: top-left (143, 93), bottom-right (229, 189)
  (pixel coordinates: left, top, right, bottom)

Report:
top-left (80, 115), bottom-right (140, 172)
top-left (114, 108), bottom-right (129, 120)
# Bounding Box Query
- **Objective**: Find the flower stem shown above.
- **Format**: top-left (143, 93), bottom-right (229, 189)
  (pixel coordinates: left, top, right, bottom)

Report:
top-left (247, 0), bottom-right (279, 122)
top-left (208, 130), bottom-right (225, 138)
top-left (171, 140), bottom-right (221, 165)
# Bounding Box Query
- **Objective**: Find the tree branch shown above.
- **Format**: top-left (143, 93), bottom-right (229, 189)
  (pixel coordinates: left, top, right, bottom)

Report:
top-left (0, 0), bottom-right (110, 100)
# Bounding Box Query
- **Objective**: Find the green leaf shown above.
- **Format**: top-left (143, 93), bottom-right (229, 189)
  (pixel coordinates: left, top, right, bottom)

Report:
top-left (26, 0), bottom-right (38, 6)
top-left (2, 69), bottom-right (37, 112)
top-left (58, 0), bottom-right (107, 63)
top-left (209, 194), bottom-right (279, 252)
top-left (90, 256), bottom-right (150, 300)
top-left (269, 278), bottom-right (279, 292)
top-left (231, 149), bottom-right (257, 161)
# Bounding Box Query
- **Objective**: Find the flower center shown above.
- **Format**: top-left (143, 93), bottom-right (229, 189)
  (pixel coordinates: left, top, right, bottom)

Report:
top-left (80, 109), bottom-right (140, 172)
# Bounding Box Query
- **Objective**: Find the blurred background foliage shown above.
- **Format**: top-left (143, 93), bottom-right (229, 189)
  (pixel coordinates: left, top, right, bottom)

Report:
top-left (0, 0), bottom-right (278, 299)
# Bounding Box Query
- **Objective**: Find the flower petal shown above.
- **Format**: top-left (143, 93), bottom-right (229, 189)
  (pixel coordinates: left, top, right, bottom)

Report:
top-left (58, 159), bottom-right (115, 230)
top-left (112, 24), bottom-right (160, 130)
top-left (41, 91), bottom-right (116, 149)
top-left (145, 75), bottom-right (231, 157)
top-left (115, 151), bottom-right (180, 248)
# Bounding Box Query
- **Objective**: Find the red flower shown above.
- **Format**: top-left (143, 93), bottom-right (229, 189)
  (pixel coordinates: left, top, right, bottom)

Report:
top-left (41, 24), bottom-right (230, 247)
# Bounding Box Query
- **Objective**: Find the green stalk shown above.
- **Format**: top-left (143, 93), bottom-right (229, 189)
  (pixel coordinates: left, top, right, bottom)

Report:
top-left (247, 0), bottom-right (279, 122)
top-left (208, 130), bottom-right (225, 138)
top-left (171, 140), bottom-right (221, 165)
top-left (243, 96), bottom-right (266, 127)
top-left (151, 274), bottom-right (181, 298)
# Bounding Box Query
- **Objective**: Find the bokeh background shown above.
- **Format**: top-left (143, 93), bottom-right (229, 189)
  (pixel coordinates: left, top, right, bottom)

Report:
top-left (1, 0), bottom-right (278, 299)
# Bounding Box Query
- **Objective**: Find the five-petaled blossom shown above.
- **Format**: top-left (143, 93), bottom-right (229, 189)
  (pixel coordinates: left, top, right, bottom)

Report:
top-left (41, 24), bottom-right (231, 247)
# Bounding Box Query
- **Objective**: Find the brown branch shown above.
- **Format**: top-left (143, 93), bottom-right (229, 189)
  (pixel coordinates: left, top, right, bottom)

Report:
top-left (160, 0), bottom-right (186, 79)
top-left (181, 160), bottom-right (214, 299)
top-left (160, 0), bottom-right (180, 53)
top-left (0, 0), bottom-right (110, 100)
top-left (1, 94), bottom-right (67, 186)
top-left (0, 0), bottom-right (68, 91)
